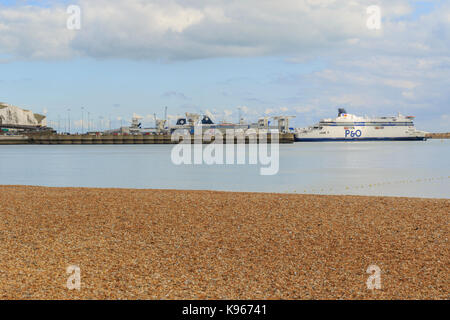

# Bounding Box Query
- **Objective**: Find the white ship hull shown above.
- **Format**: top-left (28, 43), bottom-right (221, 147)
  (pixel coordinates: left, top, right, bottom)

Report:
top-left (295, 109), bottom-right (428, 142)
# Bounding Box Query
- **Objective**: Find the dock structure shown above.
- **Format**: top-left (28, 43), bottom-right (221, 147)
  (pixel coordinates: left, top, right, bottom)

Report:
top-left (0, 133), bottom-right (295, 145)
top-left (425, 132), bottom-right (450, 139)
top-left (0, 135), bottom-right (29, 145)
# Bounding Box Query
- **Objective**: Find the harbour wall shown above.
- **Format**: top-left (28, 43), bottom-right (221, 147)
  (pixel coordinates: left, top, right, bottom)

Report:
top-left (0, 133), bottom-right (295, 145)
top-left (0, 136), bottom-right (29, 145)
top-left (426, 132), bottom-right (450, 139)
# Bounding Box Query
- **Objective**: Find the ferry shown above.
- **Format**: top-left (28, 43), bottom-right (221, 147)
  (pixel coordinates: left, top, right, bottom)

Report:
top-left (171, 112), bottom-right (294, 134)
top-left (295, 108), bottom-right (428, 142)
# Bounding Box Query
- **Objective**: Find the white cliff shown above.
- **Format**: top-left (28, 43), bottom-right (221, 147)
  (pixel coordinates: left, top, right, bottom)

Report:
top-left (0, 103), bottom-right (47, 126)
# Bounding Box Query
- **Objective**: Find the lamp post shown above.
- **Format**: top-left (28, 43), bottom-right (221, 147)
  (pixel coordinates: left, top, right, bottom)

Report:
top-left (88, 111), bottom-right (90, 133)
top-left (81, 107), bottom-right (84, 134)
top-left (98, 116), bottom-right (102, 132)
top-left (67, 108), bottom-right (71, 134)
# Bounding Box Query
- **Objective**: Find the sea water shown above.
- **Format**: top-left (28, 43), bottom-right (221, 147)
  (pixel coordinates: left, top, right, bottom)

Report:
top-left (0, 139), bottom-right (448, 198)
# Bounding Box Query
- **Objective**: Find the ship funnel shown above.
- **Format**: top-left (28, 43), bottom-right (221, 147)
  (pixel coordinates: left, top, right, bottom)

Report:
top-left (338, 108), bottom-right (347, 117)
top-left (204, 110), bottom-right (216, 124)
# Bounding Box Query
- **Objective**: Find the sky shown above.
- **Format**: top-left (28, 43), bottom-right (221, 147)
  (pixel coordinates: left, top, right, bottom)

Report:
top-left (0, 0), bottom-right (449, 132)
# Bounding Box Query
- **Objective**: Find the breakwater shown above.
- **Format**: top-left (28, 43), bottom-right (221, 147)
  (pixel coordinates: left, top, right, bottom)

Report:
top-left (0, 133), bottom-right (295, 145)
top-left (426, 132), bottom-right (450, 139)
top-left (0, 135), bottom-right (29, 145)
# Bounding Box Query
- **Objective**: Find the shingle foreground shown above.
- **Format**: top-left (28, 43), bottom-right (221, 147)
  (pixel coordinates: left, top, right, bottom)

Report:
top-left (0, 186), bottom-right (448, 299)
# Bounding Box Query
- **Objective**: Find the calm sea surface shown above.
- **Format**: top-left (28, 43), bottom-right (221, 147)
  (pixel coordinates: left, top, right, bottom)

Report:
top-left (0, 140), bottom-right (449, 198)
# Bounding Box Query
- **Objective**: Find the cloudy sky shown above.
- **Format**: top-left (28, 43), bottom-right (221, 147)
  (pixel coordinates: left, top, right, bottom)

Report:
top-left (0, 0), bottom-right (449, 131)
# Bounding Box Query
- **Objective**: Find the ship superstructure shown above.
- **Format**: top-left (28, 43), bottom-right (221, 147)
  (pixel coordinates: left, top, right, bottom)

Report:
top-left (171, 112), bottom-right (295, 134)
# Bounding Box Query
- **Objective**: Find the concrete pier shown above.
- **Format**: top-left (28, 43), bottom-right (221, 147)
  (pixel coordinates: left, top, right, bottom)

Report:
top-left (0, 133), bottom-right (295, 145)
top-left (426, 132), bottom-right (450, 139)
top-left (0, 135), bottom-right (29, 145)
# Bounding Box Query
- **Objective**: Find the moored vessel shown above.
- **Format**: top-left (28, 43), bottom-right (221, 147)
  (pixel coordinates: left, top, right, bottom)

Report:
top-left (295, 108), bottom-right (428, 142)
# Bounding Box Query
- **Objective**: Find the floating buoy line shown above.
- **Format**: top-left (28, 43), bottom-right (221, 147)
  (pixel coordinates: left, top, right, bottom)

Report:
top-left (284, 176), bottom-right (450, 194)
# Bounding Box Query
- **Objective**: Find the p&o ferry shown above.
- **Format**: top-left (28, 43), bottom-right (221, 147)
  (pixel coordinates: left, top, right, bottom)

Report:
top-left (295, 108), bottom-right (428, 142)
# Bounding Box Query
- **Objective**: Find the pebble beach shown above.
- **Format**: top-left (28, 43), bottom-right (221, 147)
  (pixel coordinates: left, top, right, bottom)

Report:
top-left (0, 186), bottom-right (448, 300)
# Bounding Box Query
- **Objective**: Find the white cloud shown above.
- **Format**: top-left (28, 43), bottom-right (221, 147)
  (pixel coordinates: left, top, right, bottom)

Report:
top-left (223, 109), bottom-right (233, 118)
top-left (292, 106), bottom-right (313, 113)
top-left (330, 94), bottom-right (367, 107)
top-left (383, 79), bottom-right (418, 90)
top-left (238, 106), bottom-right (249, 114)
top-left (0, 5), bottom-right (76, 59)
top-left (162, 91), bottom-right (189, 100)
top-left (0, 0), bottom-right (448, 63)
top-left (401, 91), bottom-right (415, 99)
top-left (0, 0), bottom-right (410, 61)
top-left (264, 107), bottom-right (291, 115)
top-left (167, 114), bottom-right (180, 120)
